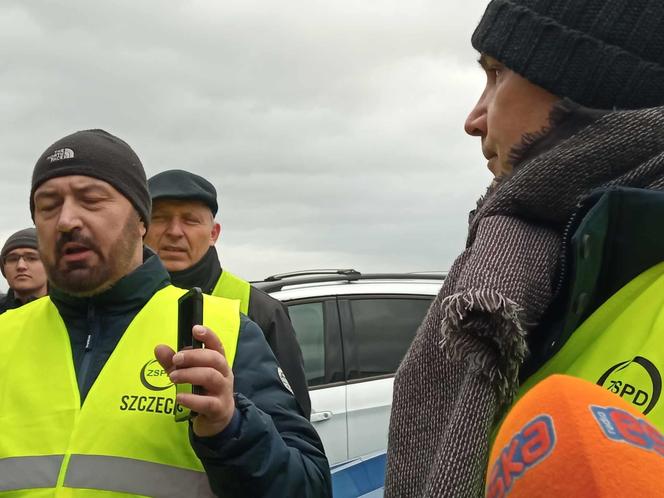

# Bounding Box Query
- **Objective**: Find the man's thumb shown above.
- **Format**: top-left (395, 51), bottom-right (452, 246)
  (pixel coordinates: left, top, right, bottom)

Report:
top-left (154, 344), bottom-right (176, 373)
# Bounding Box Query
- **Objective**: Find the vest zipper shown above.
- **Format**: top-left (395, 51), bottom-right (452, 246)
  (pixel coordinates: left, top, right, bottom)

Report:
top-left (552, 203), bottom-right (582, 300)
top-left (77, 304), bottom-right (97, 402)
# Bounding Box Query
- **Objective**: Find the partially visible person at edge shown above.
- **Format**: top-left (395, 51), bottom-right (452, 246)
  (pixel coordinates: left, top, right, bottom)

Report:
top-left (145, 169), bottom-right (311, 418)
top-left (0, 227), bottom-right (48, 313)
top-left (385, 0), bottom-right (664, 496)
top-left (0, 129), bottom-right (331, 498)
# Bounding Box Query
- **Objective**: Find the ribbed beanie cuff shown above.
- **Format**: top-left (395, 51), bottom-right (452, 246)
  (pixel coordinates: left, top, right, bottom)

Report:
top-left (472, 0), bottom-right (664, 110)
top-left (30, 130), bottom-right (150, 226)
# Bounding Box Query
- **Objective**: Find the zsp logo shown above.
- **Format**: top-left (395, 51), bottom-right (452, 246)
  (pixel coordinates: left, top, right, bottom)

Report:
top-left (486, 415), bottom-right (556, 498)
top-left (140, 359), bottom-right (173, 391)
top-left (591, 405), bottom-right (664, 458)
top-left (597, 356), bottom-right (662, 415)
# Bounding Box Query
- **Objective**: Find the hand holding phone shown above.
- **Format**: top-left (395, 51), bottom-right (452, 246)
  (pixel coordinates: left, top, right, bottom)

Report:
top-left (154, 288), bottom-right (236, 435)
top-left (174, 287), bottom-right (204, 421)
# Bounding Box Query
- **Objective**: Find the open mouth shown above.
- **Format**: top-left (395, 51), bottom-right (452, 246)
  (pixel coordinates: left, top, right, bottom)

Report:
top-left (61, 243), bottom-right (93, 261)
top-left (67, 247), bottom-right (86, 254)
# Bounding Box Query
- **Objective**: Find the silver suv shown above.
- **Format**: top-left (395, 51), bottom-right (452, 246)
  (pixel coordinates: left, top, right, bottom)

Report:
top-left (254, 269), bottom-right (444, 466)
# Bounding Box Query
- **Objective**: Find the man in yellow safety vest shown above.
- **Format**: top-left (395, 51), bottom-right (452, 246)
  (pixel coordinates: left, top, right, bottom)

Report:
top-left (0, 129), bottom-right (331, 497)
top-left (145, 169), bottom-right (310, 418)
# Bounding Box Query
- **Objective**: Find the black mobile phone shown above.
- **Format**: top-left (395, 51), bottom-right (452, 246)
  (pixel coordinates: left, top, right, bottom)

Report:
top-left (175, 287), bottom-right (204, 422)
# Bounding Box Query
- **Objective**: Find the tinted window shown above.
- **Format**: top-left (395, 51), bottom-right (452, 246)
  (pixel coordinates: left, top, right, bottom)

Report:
top-left (288, 302), bottom-right (326, 387)
top-left (348, 297), bottom-right (432, 380)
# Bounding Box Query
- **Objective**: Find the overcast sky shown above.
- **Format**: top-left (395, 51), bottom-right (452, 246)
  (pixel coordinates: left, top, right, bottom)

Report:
top-left (0, 0), bottom-right (491, 290)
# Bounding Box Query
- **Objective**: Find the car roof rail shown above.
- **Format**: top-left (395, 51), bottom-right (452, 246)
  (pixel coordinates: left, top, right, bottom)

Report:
top-left (264, 269), bottom-right (362, 282)
top-left (254, 269), bottom-right (446, 292)
top-left (355, 272), bottom-right (446, 281)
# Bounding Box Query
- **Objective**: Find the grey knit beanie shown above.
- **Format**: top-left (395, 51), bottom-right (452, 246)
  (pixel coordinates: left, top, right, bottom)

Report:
top-left (472, 0), bottom-right (664, 110)
top-left (1, 227), bottom-right (39, 276)
top-left (30, 129), bottom-right (151, 226)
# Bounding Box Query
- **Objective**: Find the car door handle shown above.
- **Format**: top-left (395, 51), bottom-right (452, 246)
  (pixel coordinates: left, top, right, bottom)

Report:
top-left (311, 410), bottom-right (333, 422)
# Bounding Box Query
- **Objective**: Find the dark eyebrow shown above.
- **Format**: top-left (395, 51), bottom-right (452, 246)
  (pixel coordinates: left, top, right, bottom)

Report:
top-left (33, 189), bottom-right (59, 201)
top-left (182, 211), bottom-right (205, 219)
top-left (9, 248), bottom-right (39, 256)
top-left (34, 182), bottom-right (112, 201)
top-left (477, 53), bottom-right (489, 70)
top-left (77, 184), bottom-right (110, 194)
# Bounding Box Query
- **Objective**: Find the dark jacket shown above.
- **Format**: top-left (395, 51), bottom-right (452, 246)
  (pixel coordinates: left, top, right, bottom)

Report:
top-left (0, 289), bottom-right (29, 314)
top-left (246, 285), bottom-right (311, 417)
top-left (50, 248), bottom-right (331, 498)
top-left (0, 290), bottom-right (17, 314)
top-left (169, 246), bottom-right (312, 418)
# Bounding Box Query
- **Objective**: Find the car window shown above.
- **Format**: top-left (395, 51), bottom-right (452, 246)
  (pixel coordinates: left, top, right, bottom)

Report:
top-left (288, 302), bottom-right (326, 387)
top-left (347, 297), bottom-right (432, 380)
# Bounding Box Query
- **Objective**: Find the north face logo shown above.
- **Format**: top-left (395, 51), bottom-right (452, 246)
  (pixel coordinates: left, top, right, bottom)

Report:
top-left (47, 148), bottom-right (74, 162)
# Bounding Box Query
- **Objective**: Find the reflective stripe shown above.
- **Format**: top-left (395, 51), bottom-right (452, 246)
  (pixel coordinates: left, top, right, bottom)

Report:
top-left (0, 455), bottom-right (64, 491)
top-left (65, 455), bottom-right (215, 498)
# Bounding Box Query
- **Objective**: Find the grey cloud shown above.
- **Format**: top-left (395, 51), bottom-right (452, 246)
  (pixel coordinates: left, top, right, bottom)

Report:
top-left (0, 0), bottom-right (491, 290)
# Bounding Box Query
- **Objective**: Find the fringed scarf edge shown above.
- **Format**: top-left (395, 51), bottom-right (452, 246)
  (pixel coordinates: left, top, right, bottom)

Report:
top-left (438, 289), bottom-right (529, 408)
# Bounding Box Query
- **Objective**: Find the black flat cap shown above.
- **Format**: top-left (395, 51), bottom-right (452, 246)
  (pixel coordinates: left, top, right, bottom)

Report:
top-left (148, 169), bottom-right (218, 216)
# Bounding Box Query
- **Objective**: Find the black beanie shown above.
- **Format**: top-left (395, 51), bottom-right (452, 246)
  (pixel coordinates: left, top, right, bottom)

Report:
top-left (472, 0), bottom-right (664, 110)
top-left (30, 129), bottom-right (151, 226)
top-left (1, 227), bottom-right (39, 276)
top-left (148, 169), bottom-right (218, 216)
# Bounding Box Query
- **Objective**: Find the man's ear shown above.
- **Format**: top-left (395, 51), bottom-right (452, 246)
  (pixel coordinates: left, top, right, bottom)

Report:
top-left (210, 222), bottom-right (221, 245)
top-left (139, 219), bottom-right (147, 239)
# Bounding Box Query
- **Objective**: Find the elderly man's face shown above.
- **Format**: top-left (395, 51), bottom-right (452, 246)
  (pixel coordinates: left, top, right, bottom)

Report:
top-left (3, 248), bottom-right (47, 298)
top-left (145, 199), bottom-right (220, 272)
top-left (33, 175), bottom-right (145, 296)
top-left (464, 54), bottom-right (559, 178)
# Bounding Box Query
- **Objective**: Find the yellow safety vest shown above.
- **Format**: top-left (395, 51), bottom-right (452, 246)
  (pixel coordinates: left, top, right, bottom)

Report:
top-left (518, 261), bottom-right (664, 431)
top-left (212, 270), bottom-right (251, 316)
top-left (0, 285), bottom-right (240, 497)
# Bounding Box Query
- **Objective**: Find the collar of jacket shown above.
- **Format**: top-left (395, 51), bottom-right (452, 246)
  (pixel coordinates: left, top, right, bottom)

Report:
top-left (0, 289), bottom-right (19, 312)
top-left (49, 247), bottom-right (170, 316)
top-left (168, 245), bottom-right (221, 294)
top-left (6, 286), bottom-right (45, 307)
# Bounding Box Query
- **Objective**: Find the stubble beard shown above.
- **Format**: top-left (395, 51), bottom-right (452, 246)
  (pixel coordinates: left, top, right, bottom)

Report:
top-left (45, 214), bottom-right (142, 297)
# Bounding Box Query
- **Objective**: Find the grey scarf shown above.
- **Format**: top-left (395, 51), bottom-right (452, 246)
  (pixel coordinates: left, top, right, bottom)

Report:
top-left (385, 103), bottom-right (664, 497)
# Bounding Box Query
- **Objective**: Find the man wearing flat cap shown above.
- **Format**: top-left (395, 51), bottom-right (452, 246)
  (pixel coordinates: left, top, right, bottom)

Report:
top-left (0, 227), bottom-right (48, 313)
top-left (146, 169), bottom-right (311, 418)
top-left (0, 129), bottom-right (330, 497)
